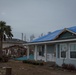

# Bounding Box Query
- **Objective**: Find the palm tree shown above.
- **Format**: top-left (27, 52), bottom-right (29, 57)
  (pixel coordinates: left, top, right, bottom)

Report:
top-left (0, 21), bottom-right (13, 57)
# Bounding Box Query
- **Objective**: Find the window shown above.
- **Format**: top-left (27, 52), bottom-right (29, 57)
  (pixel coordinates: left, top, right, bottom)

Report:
top-left (38, 45), bottom-right (44, 56)
top-left (60, 44), bottom-right (67, 58)
top-left (70, 43), bottom-right (76, 58)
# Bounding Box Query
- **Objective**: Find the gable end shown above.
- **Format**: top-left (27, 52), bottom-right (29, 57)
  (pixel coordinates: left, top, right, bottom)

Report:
top-left (55, 31), bottom-right (76, 40)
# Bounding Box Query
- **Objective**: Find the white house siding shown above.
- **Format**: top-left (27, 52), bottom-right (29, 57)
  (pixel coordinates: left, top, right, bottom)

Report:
top-left (56, 42), bottom-right (76, 67)
top-left (56, 58), bottom-right (76, 67)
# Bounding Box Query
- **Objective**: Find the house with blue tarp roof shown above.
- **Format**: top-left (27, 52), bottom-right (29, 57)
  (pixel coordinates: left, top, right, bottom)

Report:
top-left (26, 26), bottom-right (76, 67)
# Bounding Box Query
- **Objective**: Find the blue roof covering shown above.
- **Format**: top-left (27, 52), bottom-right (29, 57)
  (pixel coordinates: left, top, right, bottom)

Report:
top-left (31, 26), bottom-right (76, 43)
top-left (67, 26), bottom-right (76, 33)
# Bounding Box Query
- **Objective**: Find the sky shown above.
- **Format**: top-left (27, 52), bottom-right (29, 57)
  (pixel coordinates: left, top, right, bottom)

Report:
top-left (0, 0), bottom-right (76, 41)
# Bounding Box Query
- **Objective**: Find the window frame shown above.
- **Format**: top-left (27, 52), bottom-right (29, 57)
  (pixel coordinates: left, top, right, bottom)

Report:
top-left (38, 45), bottom-right (45, 56)
top-left (60, 43), bottom-right (67, 59)
top-left (69, 43), bottom-right (76, 59)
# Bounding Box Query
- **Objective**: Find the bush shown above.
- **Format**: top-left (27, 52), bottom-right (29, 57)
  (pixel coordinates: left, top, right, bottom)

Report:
top-left (23, 60), bottom-right (44, 66)
top-left (2, 56), bottom-right (9, 62)
top-left (62, 63), bottom-right (68, 69)
top-left (0, 57), bottom-right (2, 62)
top-left (0, 55), bottom-right (9, 62)
top-left (67, 64), bottom-right (76, 70)
top-left (62, 63), bottom-right (76, 71)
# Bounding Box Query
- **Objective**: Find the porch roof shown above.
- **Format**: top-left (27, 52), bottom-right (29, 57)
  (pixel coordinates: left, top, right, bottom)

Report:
top-left (26, 38), bottom-right (76, 45)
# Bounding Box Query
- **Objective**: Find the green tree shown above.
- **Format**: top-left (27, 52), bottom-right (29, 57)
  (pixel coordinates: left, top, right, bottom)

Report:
top-left (0, 21), bottom-right (13, 57)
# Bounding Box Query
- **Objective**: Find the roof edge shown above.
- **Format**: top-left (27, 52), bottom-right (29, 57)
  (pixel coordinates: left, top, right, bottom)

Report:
top-left (24, 38), bottom-right (76, 45)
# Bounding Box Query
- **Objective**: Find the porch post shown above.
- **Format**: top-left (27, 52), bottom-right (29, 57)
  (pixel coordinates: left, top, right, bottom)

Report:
top-left (27, 45), bottom-right (29, 59)
top-left (34, 45), bottom-right (37, 60)
top-left (45, 44), bottom-right (47, 62)
top-left (56, 44), bottom-right (58, 58)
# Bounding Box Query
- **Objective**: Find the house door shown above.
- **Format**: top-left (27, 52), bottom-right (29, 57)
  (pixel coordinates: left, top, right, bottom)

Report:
top-left (47, 45), bottom-right (56, 62)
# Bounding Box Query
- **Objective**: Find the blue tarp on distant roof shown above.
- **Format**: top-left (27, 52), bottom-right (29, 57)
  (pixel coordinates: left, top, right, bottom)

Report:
top-left (31, 26), bottom-right (76, 43)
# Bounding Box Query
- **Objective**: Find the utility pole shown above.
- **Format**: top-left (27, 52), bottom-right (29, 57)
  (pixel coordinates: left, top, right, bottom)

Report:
top-left (24, 34), bottom-right (26, 41)
top-left (21, 33), bottom-right (23, 41)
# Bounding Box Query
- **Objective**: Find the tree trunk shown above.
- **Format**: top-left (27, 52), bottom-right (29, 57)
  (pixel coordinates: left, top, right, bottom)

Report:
top-left (0, 34), bottom-right (3, 57)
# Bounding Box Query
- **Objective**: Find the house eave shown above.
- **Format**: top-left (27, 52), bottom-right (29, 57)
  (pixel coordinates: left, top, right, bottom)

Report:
top-left (25, 38), bottom-right (76, 45)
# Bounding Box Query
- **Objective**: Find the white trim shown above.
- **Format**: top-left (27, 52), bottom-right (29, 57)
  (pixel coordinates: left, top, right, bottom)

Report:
top-left (60, 43), bottom-right (67, 59)
top-left (66, 29), bottom-right (76, 35)
top-left (25, 38), bottom-right (76, 45)
top-left (69, 43), bottom-right (76, 60)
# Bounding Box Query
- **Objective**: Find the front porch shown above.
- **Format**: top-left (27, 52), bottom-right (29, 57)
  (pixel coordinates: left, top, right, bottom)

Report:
top-left (27, 44), bottom-right (56, 62)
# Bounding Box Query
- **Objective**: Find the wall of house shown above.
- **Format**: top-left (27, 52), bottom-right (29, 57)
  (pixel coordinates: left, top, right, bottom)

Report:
top-left (36, 44), bottom-right (55, 62)
top-left (3, 43), bottom-right (22, 48)
top-left (3, 43), bottom-right (14, 48)
top-left (56, 58), bottom-right (76, 67)
top-left (37, 55), bottom-right (46, 61)
top-left (56, 41), bottom-right (76, 67)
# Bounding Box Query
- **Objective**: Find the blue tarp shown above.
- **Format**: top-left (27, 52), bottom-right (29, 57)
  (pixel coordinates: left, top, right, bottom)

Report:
top-left (14, 54), bottom-right (34, 61)
top-left (32, 30), bottom-right (62, 42)
top-left (31, 26), bottom-right (76, 42)
top-left (67, 26), bottom-right (76, 33)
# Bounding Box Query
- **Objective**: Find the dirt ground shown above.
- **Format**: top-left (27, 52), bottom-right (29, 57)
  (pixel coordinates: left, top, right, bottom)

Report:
top-left (0, 60), bottom-right (76, 75)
